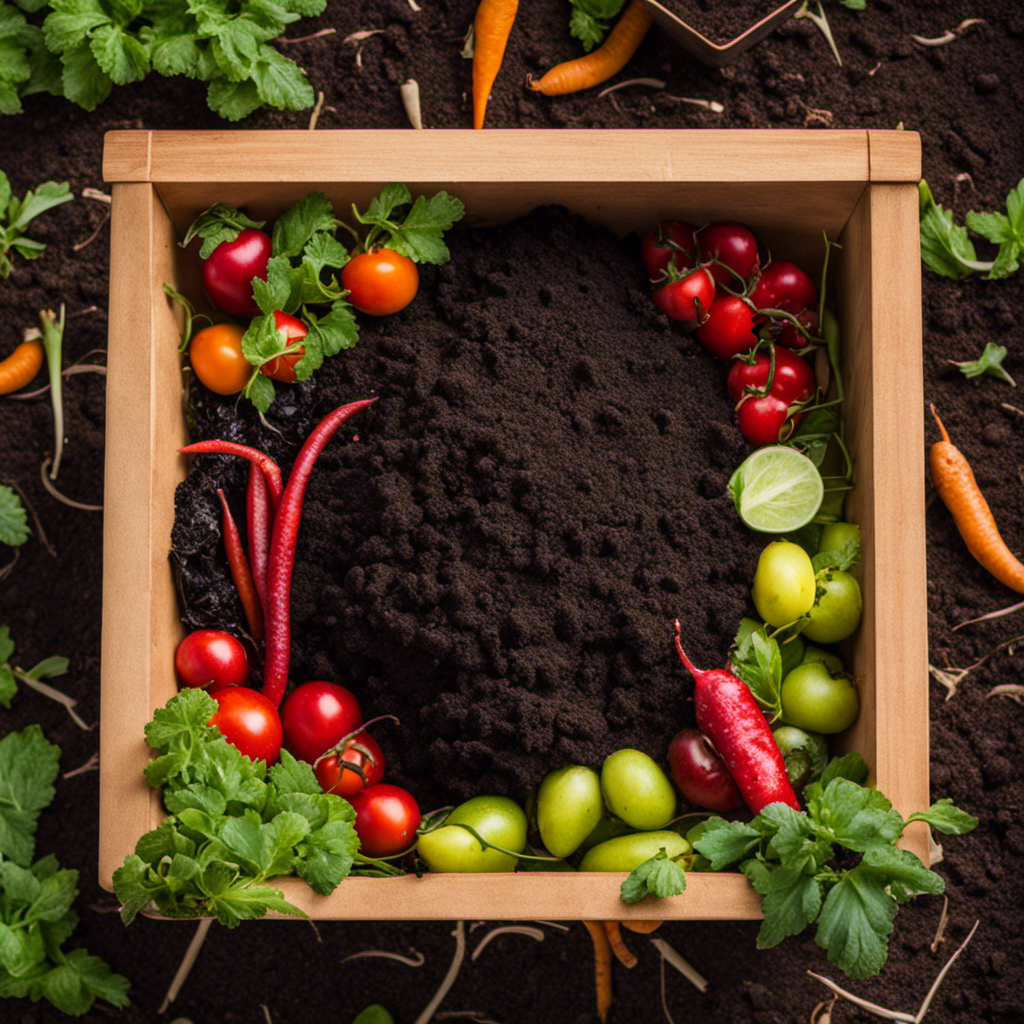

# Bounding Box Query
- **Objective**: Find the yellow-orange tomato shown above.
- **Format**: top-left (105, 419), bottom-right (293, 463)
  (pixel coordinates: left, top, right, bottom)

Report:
top-left (189, 323), bottom-right (250, 394)
top-left (342, 249), bottom-right (419, 316)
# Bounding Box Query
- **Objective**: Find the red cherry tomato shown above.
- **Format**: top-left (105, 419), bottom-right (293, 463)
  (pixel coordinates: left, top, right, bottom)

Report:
top-left (314, 731), bottom-right (385, 798)
top-left (280, 681), bottom-right (362, 763)
top-left (260, 310), bottom-right (307, 383)
top-left (693, 294), bottom-right (759, 360)
top-left (651, 268), bottom-right (715, 323)
top-left (667, 728), bottom-right (742, 813)
top-left (640, 221), bottom-right (697, 282)
top-left (771, 307), bottom-right (819, 350)
top-left (726, 346), bottom-right (816, 405)
top-left (174, 629), bottom-right (249, 692)
top-left (749, 262), bottom-right (817, 315)
top-left (189, 323), bottom-right (250, 395)
top-left (350, 783), bottom-right (421, 858)
top-left (736, 394), bottom-right (802, 448)
top-left (209, 687), bottom-right (283, 765)
top-left (202, 228), bottom-right (272, 318)
top-left (342, 249), bottom-right (419, 316)
top-left (697, 222), bottom-right (760, 287)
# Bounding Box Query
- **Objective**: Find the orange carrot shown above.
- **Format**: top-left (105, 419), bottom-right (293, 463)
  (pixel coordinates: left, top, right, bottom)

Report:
top-left (472, 0), bottom-right (519, 129)
top-left (527, 0), bottom-right (653, 97)
top-left (621, 919), bottom-right (663, 934)
top-left (0, 338), bottom-right (44, 395)
top-left (582, 920), bottom-right (613, 1023)
top-left (603, 920), bottom-right (638, 968)
top-left (930, 404), bottom-right (1024, 593)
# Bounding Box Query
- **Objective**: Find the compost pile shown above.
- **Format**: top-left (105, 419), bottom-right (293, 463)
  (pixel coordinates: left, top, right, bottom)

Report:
top-left (2, 1), bottom-right (1023, 1022)
top-left (174, 207), bottom-right (755, 805)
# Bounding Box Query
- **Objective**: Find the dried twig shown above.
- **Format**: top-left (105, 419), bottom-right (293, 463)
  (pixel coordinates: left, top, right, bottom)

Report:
top-left (471, 925), bottom-right (544, 961)
top-left (911, 19), bottom-right (986, 47)
top-left (74, 212), bottom-right (111, 251)
top-left (810, 996), bottom-right (837, 1024)
top-left (914, 921), bottom-right (981, 1021)
top-left (928, 632), bottom-right (1024, 698)
top-left (953, 599), bottom-right (1024, 630)
top-left (597, 77), bottom-right (665, 98)
top-left (930, 896), bottom-right (949, 953)
top-left (650, 938), bottom-right (708, 993)
top-left (159, 918), bottom-right (214, 1014)
top-left (986, 683), bottom-right (1024, 703)
top-left (63, 751), bottom-right (99, 778)
top-left (308, 90), bottom-right (325, 130)
top-left (277, 27), bottom-right (337, 45)
top-left (341, 948), bottom-right (426, 967)
top-left (40, 458), bottom-right (102, 512)
top-left (413, 921), bottom-right (466, 1024)
top-left (795, 2), bottom-right (843, 66)
top-left (5, 363), bottom-right (107, 400)
top-left (664, 95), bottom-right (725, 113)
top-left (14, 672), bottom-right (93, 731)
top-left (81, 187), bottom-right (111, 204)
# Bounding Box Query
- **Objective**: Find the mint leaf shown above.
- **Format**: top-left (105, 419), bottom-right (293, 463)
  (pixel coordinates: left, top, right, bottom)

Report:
top-left (620, 849), bottom-right (687, 903)
top-left (0, 485), bottom-right (30, 545)
top-left (952, 342), bottom-right (1016, 387)
top-left (905, 798), bottom-right (979, 836)
top-left (811, 537), bottom-right (861, 573)
top-left (0, 725), bottom-right (60, 867)
top-left (304, 300), bottom-right (359, 360)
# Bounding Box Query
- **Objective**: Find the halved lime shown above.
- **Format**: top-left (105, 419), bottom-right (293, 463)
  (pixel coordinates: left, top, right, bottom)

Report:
top-left (728, 446), bottom-right (825, 533)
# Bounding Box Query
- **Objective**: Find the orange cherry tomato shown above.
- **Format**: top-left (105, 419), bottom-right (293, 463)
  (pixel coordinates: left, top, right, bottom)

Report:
top-left (342, 249), bottom-right (419, 316)
top-left (189, 323), bottom-right (250, 395)
top-left (260, 310), bottom-right (307, 383)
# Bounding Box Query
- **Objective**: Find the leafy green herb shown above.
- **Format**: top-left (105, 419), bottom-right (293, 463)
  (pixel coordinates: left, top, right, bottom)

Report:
top-left (811, 535), bottom-right (861, 574)
top-left (920, 177), bottom-right (1024, 280)
top-left (730, 622), bottom-right (785, 721)
top-left (180, 202), bottom-right (266, 260)
top-left (689, 754), bottom-right (977, 978)
top-left (113, 688), bottom-right (396, 927)
top-left (951, 342), bottom-right (1016, 387)
top-left (0, 725), bottom-right (130, 1015)
top-left (0, 169), bottom-right (73, 277)
top-left (567, 0), bottom-right (626, 52)
top-left (0, 484), bottom-right (29, 547)
top-left (0, 624), bottom-right (70, 710)
top-left (620, 847), bottom-right (687, 904)
top-left (351, 183), bottom-right (466, 265)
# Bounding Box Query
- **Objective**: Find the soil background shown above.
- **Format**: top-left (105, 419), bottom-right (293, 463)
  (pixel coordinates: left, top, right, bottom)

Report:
top-left (2, 1), bottom-right (1023, 1022)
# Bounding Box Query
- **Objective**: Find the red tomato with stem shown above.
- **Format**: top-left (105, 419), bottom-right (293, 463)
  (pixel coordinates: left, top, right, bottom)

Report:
top-left (641, 221), bottom-right (697, 282)
top-left (209, 687), bottom-right (283, 765)
top-left (314, 731), bottom-right (385, 798)
top-left (342, 249), bottom-right (419, 316)
top-left (202, 228), bottom-right (272, 318)
top-left (693, 294), bottom-right (759, 360)
top-left (697, 222), bottom-right (760, 287)
top-left (280, 681), bottom-right (362, 763)
top-left (651, 268), bottom-right (715, 323)
top-left (174, 629), bottom-right (249, 692)
top-left (350, 783), bottom-right (422, 858)
top-left (749, 262), bottom-right (817, 315)
top-left (667, 728), bottom-right (742, 813)
top-left (189, 323), bottom-right (250, 395)
top-left (726, 346), bottom-right (816, 404)
top-left (260, 310), bottom-right (307, 383)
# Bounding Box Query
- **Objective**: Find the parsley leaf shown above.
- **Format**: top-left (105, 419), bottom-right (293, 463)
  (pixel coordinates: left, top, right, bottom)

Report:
top-left (0, 484), bottom-right (29, 547)
top-left (568, 0), bottom-right (626, 53)
top-left (620, 848), bottom-right (687, 903)
top-left (0, 170), bottom-right (73, 278)
top-left (951, 342), bottom-right (1016, 387)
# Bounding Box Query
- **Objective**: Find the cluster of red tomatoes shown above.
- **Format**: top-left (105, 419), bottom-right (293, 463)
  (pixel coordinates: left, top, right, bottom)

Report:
top-left (642, 220), bottom-right (820, 447)
top-left (174, 628), bottom-right (421, 858)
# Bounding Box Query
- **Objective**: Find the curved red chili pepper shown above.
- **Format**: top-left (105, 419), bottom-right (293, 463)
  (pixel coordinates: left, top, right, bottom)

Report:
top-left (179, 440), bottom-right (283, 511)
top-left (674, 621), bottom-right (799, 815)
top-left (217, 488), bottom-right (263, 641)
top-left (246, 463), bottom-right (271, 611)
top-left (262, 398), bottom-right (376, 707)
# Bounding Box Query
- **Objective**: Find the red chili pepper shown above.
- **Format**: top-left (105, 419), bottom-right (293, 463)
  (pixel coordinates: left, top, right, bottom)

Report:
top-left (673, 621), bottom-right (799, 815)
top-left (217, 488), bottom-right (264, 641)
top-left (179, 440), bottom-right (284, 511)
top-left (262, 398), bottom-right (375, 707)
top-left (246, 462), bottom-right (271, 611)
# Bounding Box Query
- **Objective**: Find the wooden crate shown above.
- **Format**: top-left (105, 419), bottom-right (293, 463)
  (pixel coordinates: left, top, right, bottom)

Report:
top-left (99, 129), bottom-right (925, 921)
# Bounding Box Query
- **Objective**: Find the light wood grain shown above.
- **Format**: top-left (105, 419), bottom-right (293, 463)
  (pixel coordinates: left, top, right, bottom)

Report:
top-left (868, 130), bottom-right (922, 183)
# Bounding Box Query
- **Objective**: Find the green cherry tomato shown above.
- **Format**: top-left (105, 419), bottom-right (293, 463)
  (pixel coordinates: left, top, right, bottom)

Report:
top-left (818, 521), bottom-right (861, 555)
top-left (600, 749), bottom-right (676, 830)
top-left (780, 661), bottom-right (860, 734)
top-left (416, 795), bottom-right (527, 873)
top-left (579, 831), bottom-right (691, 873)
top-left (751, 540), bottom-right (816, 627)
top-left (803, 569), bottom-right (863, 643)
top-left (536, 765), bottom-right (604, 859)
top-left (800, 644), bottom-right (845, 674)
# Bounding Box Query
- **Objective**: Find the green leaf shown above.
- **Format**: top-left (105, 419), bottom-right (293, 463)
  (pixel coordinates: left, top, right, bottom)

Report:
top-left (568, 1), bottom-right (626, 52)
top-left (755, 862), bottom-right (823, 948)
top-left (385, 191), bottom-right (466, 264)
top-left (206, 881), bottom-right (306, 927)
top-left (303, 300), bottom-right (359, 362)
top-left (88, 23), bottom-right (150, 84)
top-left (43, 0), bottom-right (110, 55)
top-left (151, 33), bottom-right (205, 77)
top-left (729, 623), bottom-right (784, 720)
top-left (57, 948), bottom-right (130, 1010)
top-left (967, 178), bottom-right (1024, 278)
top-left (60, 42), bottom-right (113, 110)
top-left (206, 74), bottom-right (262, 120)
top-left (818, 752), bottom-right (869, 788)
top-left (861, 844), bottom-right (944, 904)
top-left (815, 864), bottom-right (899, 977)
top-left (353, 182), bottom-right (411, 228)
top-left (620, 849), bottom-right (686, 903)
top-left (952, 342), bottom-right (1016, 387)
top-left (181, 201), bottom-right (266, 257)
top-left (251, 44), bottom-right (313, 111)
top-left (0, 485), bottom-right (29, 546)
top-left (144, 687), bottom-right (219, 752)
top-left (269, 749), bottom-right (323, 797)
top-left (692, 818), bottom-right (765, 871)
top-left (271, 192), bottom-right (340, 259)
top-left (811, 537), bottom-right (861, 573)
top-left (353, 1006), bottom-right (396, 1024)
top-left (243, 368), bottom-right (275, 414)
top-left (807, 777), bottom-right (904, 853)
top-left (905, 798), bottom-right (979, 836)
top-left (0, 725), bottom-right (61, 867)
top-left (251, 255), bottom-right (298, 315)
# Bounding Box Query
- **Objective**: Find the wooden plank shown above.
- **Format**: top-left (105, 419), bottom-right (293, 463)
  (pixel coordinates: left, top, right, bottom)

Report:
top-left (868, 130), bottom-right (922, 183)
top-left (103, 129), bottom-right (873, 185)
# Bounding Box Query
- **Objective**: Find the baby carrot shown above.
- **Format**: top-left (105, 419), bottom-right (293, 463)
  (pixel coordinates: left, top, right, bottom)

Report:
top-left (0, 337), bottom-right (44, 394)
top-left (527, 0), bottom-right (653, 97)
top-left (930, 404), bottom-right (1024, 593)
top-left (472, 0), bottom-right (519, 129)
top-left (582, 920), bottom-right (613, 1023)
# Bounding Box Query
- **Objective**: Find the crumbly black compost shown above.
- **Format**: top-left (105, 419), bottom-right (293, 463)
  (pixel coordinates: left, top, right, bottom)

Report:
top-left (173, 206), bottom-right (757, 806)
top-left (657, 1), bottom-right (791, 46)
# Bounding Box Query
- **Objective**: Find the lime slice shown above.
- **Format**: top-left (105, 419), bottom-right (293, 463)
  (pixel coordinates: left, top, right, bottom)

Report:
top-left (728, 446), bottom-right (825, 533)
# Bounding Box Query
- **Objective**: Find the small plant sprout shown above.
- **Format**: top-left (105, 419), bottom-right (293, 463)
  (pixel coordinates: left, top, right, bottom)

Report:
top-left (794, 3), bottom-right (844, 67)
top-left (950, 342), bottom-right (1016, 386)
top-left (0, 171), bottom-right (74, 278)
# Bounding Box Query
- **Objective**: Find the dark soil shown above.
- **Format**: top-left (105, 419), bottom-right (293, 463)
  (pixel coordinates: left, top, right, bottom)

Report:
top-left (656, 1), bottom-right (790, 45)
top-left (2, 2), bottom-right (1023, 1023)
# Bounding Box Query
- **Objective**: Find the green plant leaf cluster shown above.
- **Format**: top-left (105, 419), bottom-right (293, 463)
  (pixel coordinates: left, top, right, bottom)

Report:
top-left (566, 0), bottom-right (625, 52)
top-left (0, 725), bottom-right (130, 1015)
top-left (351, 183), bottom-right (466, 265)
top-left (0, 624), bottom-right (70, 709)
top-left (112, 687), bottom-right (361, 927)
top-left (689, 754), bottom-right (977, 978)
top-left (0, 0), bottom-right (326, 120)
top-left (952, 341), bottom-right (1016, 387)
top-left (0, 168), bottom-right (73, 277)
top-left (620, 847), bottom-right (687, 904)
